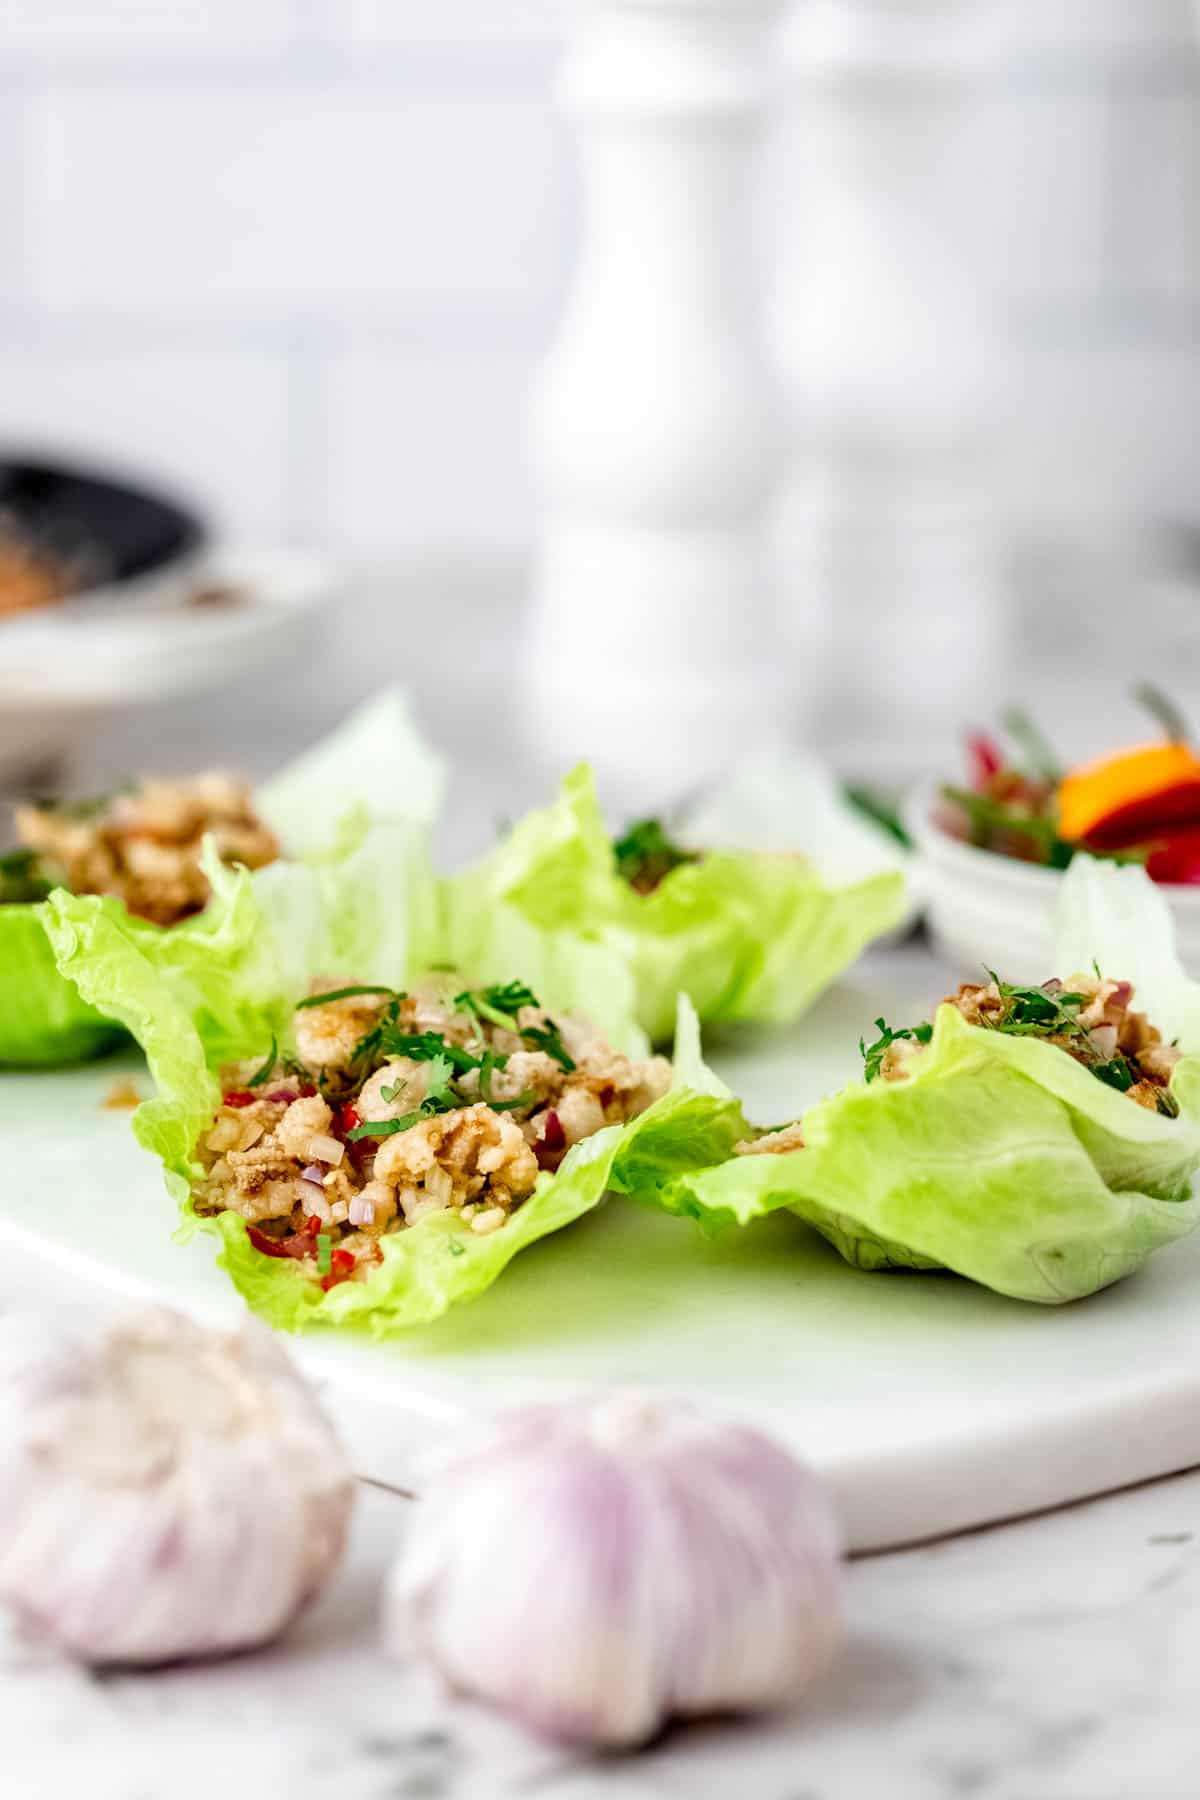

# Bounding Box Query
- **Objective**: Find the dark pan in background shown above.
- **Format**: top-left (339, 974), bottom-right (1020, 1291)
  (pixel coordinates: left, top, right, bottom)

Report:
top-left (0, 456), bottom-right (206, 600)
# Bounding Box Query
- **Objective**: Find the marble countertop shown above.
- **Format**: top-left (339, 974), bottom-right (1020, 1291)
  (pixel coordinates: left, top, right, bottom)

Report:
top-left (7, 1463), bottom-right (1198, 1800)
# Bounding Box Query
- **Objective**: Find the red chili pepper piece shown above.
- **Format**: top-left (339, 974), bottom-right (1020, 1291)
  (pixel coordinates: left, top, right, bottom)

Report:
top-left (247, 1224), bottom-right (317, 1261)
top-left (222, 1089), bottom-right (256, 1109)
top-left (305, 1214), bottom-right (324, 1236)
top-left (330, 1249), bottom-right (356, 1275)
top-left (336, 1103), bottom-right (360, 1136)
top-left (966, 732), bottom-right (1004, 790)
top-left (299, 1083), bottom-right (318, 1099)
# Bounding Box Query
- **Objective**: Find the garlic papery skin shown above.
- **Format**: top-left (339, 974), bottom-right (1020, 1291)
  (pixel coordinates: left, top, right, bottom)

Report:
top-left (384, 1390), bottom-right (842, 1748)
top-left (0, 1307), bottom-right (354, 1665)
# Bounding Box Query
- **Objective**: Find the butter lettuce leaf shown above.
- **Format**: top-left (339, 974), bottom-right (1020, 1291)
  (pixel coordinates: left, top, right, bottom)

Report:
top-left (46, 860), bottom-right (743, 1331)
top-left (1055, 854), bottom-right (1200, 1054)
top-left (0, 903), bottom-right (124, 1066)
top-left (214, 1076), bottom-right (741, 1336)
top-left (659, 1003), bottom-right (1200, 1302)
top-left (19, 687), bottom-right (445, 1070)
top-left (444, 765), bottom-right (906, 1044)
top-left (254, 686), bottom-right (446, 856)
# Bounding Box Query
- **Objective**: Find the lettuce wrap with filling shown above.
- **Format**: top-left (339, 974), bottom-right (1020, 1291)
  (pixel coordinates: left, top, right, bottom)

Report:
top-left (650, 858), bottom-right (1200, 1303)
top-left (46, 832), bottom-right (744, 1334)
top-left (443, 762), bottom-right (907, 1045)
top-left (2, 688), bottom-right (443, 1068)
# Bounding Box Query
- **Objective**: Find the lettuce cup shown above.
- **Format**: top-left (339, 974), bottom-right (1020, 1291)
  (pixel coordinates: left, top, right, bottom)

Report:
top-left (655, 862), bottom-right (1200, 1304)
top-left (0, 850), bottom-right (123, 1064)
top-left (1, 690), bottom-right (442, 1069)
top-left (443, 764), bottom-right (907, 1046)
top-left (46, 823), bottom-right (742, 1333)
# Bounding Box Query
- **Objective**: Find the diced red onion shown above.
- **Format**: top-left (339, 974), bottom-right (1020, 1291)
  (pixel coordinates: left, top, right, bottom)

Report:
top-left (265, 1087), bottom-right (296, 1104)
top-left (348, 1194), bottom-right (376, 1227)
top-left (301, 1165), bottom-right (326, 1186)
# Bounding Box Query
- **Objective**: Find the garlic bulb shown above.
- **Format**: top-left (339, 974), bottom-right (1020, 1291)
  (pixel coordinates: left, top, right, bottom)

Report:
top-left (385, 1390), bottom-right (842, 1747)
top-left (0, 1306), bottom-right (354, 1664)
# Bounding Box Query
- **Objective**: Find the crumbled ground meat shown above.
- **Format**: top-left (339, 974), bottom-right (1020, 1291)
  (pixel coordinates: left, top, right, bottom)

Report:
top-left (738, 969), bottom-right (1183, 1159)
top-left (735, 1122), bottom-right (806, 1157)
top-left (196, 973), bottom-right (673, 1287)
top-left (14, 773), bottom-right (278, 926)
top-left (886, 973), bottom-right (1181, 1113)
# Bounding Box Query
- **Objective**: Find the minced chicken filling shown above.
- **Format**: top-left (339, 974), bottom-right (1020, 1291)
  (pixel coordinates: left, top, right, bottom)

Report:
top-left (736, 969), bottom-right (1182, 1158)
top-left (197, 976), bottom-right (672, 1289)
top-left (13, 774), bottom-right (279, 926)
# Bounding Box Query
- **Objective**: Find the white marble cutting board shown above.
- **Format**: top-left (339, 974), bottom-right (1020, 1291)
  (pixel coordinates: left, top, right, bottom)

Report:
top-left (5, 975), bottom-right (1200, 1554)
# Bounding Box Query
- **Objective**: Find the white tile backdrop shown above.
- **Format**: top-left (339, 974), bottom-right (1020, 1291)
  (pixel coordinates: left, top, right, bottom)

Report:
top-left (0, 0), bottom-right (1198, 556)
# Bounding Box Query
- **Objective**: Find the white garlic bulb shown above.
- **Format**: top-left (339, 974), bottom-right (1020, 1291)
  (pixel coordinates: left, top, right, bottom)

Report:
top-left (385, 1390), bottom-right (842, 1747)
top-left (0, 1306), bottom-right (354, 1664)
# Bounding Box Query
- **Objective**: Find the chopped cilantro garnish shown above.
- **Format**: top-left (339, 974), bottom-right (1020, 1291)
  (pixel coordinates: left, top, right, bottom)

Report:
top-left (245, 1034), bottom-right (277, 1089)
top-left (316, 1233), bottom-right (332, 1275)
top-left (421, 1054), bottom-right (459, 1110)
top-left (860, 1018), bottom-right (933, 1083)
top-left (478, 1050), bottom-right (535, 1111)
top-left (295, 984), bottom-right (398, 1011)
top-left (349, 1052), bottom-right (462, 1139)
top-left (982, 973), bottom-right (1089, 1037)
top-left (347, 1114), bottom-right (422, 1139)
top-left (0, 848), bottom-right (54, 904)
top-left (612, 818), bottom-right (699, 894)
top-left (454, 981), bottom-right (539, 1032)
top-left (376, 1029), bottom-right (485, 1075)
top-left (453, 982), bottom-right (576, 1071)
top-left (1092, 1057), bottom-right (1135, 1094)
top-left (880, 975), bottom-right (1184, 1115)
top-left (521, 1020), bottom-right (576, 1073)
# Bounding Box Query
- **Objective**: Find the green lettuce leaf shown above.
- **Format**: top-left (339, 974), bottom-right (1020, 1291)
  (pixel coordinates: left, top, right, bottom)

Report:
top-left (0, 903), bottom-right (124, 1066)
top-left (443, 765), bottom-right (907, 1044)
top-left (659, 1003), bottom-right (1200, 1302)
top-left (214, 1075), bottom-right (742, 1336)
top-left (22, 687), bottom-right (445, 1070)
top-left (47, 857), bottom-right (744, 1330)
top-left (254, 686), bottom-right (446, 856)
top-left (1055, 854), bottom-right (1200, 1054)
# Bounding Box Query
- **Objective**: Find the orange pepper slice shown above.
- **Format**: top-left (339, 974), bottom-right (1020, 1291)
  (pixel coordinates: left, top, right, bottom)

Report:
top-left (1058, 742), bottom-right (1200, 845)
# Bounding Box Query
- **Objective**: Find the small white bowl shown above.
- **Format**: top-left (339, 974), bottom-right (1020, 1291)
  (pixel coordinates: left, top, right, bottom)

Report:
top-left (904, 781), bottom-right (1200, 981)
top-left (0, 547), bottom-right (334, 784)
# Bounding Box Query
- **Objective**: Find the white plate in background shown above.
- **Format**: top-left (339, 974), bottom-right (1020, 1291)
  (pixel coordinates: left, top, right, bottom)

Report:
top-left (0, 548), bottom-right (336, 786)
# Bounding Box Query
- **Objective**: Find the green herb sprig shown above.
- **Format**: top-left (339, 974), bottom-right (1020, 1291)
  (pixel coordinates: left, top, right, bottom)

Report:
top-left (245, 1034), bottom-right (278, 1089)
top-left (453, 982), bottom-right (576, 1073)
top-left (0, 848), bottom-right (54, 905)
top-left (348, 1053), bottom-right (462, 1140)
top-left (295, 984), bottom-right (399, 1011)
top-left (860, 1018), bottom-right (933, 1084)
top-left (612, 818), bottom-right (699, 894)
